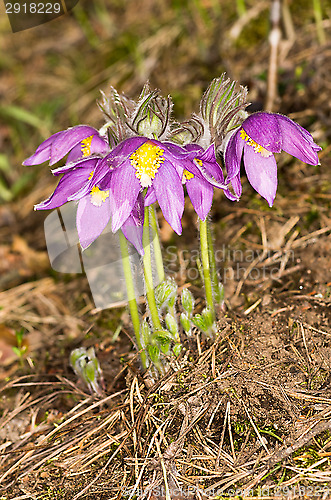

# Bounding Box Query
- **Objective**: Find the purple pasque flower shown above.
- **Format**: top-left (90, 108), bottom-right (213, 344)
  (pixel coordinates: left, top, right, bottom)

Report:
top-left (23, 125), bottom-right (109, 166)
top-left (224, 112), bottom-right (321, 207)
top-left (34, 157), bottom-right (145, 254)
top-left (174, 143), bottom-right (227, 221)
top-left (99, 136), bottom-right (194, 236)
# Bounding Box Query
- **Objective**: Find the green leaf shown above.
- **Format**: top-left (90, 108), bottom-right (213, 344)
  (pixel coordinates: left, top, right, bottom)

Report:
top-left (0, 105), bottom-right (45, 130)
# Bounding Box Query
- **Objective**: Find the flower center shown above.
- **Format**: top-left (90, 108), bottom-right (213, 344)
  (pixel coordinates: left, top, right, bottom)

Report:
top-left (240, 129), bottom-right (272, 158)
top-left (81, 135), bottom-right (94, 157)
top-left (90, 186), bottom-right (109, 207)
top-left (182, 169), bottom-right (195, 184)
top-left (130, 142), bottom-right (164, 188)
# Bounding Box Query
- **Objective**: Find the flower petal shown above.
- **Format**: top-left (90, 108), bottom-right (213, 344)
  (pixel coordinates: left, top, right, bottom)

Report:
top-left (153, 161), bottom-right (184, 235)
top-left (23, 132), bottom-right (63, 165)
top-left (276, 115), bottom-right (321, 165)
top-left (224, 129), bottom-right (243, 180)
top-left (224, 173), bottom-right (242, 201)
top-left (243, 144), bottom-right (277, 207)
top-left (162, 141), bottom-right (195, 159)
top-left (66, 134), bottom-right (108, 163)
top-left (106, 136), bottom-right (147, 168)
top-left (197, 144), bottom-right (225, 183)
top-left (186, 176), bottom-right (214, 220)
top-left (110, 162), bottom-right (141, 233)
top-left (144, 187), bottom-right (157, 206)
top-left (121, 194), bottom-right (145, 255)
top-left (34, 169), bottom-right (91, 210)
top-left (52, 157), bottom-right (99, 176)
top-left (68, 159), bottom-right (110, 201)
top-left (50, 126), bottom-right (101, 165)
top-left (77, 195), bottom-right (111, 250)
top-left (242, 112), bottom-right (282, 153)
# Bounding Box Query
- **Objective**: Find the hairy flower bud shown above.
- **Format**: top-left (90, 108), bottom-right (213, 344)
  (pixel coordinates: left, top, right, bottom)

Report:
top-left (180, 312), bottom-right (192, 335)
top-left (155, 278), bottom-right (177, 311)
top-left (165, 313), bottom-right (179, 339)
top-left (181, 288), bottom-right (195, 317)
top-left (131, 83), bottom-right (173, 140)
top-left (70, 347), bottom-right (103, 395)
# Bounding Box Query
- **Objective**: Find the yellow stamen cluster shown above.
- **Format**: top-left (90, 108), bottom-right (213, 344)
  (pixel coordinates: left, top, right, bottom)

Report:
top-left (182, 169), bottom-right (195, 183)
top-left (240, 129), bottom-right (272, 158)
top-left (81, 135), bottom-right (94, 157)
top-left (88, 170), bottom-right (94, 180)
top-left (130, 142), bottom-right (164, 188)
top-left (90, 186), bottom-right (109, 207)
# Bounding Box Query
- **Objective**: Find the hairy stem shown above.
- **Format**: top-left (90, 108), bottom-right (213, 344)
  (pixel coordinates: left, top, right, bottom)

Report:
top-left (119, 230), bottom-right (147, 369)
top-left (143, 207), bottom-right (162, 330)
top-left (207, 222), bottom-right (221, 304)
top-left (149, 205), bottom-right (165, 284)
top-left (199, 218), bottom-right (215, 318)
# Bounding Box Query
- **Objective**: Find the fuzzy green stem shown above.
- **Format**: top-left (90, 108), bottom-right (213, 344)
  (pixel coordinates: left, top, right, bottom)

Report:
top-left (199, 218), bottom-right (215, 318)
top-left (207, 222), bottom-right (221, 304)
top-left (313, 0), bottom-right (326, 45)
top-left (118, 230), bottom-right (147, 369)
top-left (236, 0), bottom-right (246, 17)
top-left (149, 205), bottom-right (165, 284)
top-left (143, 207), bottom-right (162, 330)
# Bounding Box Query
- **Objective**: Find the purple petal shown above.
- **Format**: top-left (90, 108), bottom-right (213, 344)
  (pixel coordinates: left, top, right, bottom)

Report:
top-left (224, 129), bottom-right (243, 180)
top-left (68, 159), bottom-right (110, 201)
top-left (105, 136), bottom-right (147, 169)
top-left (50, 126), bottom-right (100, 165)
top-left (162, 141), bottom-right (195, 159)
top-left (183, 144), bottom-right (204, 154)
top-left (276, 115), bottom-right (321, 165)
top-left (110, 162), bottom-right (141, 233)
top-left (66, 134), bottom-right (109, 163)
top-left (242, 112), bottom-right (282, 153)
top-left (34, 169), bottom-right (91, 210)
top-left (144, 187), bottom-right (157, 206)
top-left (224, 173), bottom-right (242, 201)
top-left (77, 195), bottom-right (111, 250)
top-left (243, 144), bottom-right (277, 207)
top-left (196, 144), bottom-right (225, 183)
top-left (186, 176), bottom-right (214, 220)
top-left (153, 161), bottom-right (184, 235)
top-left (52, 157), bottom-right (99, 176)
top-left (23, 131), bottom-right (63, 165)
top-left (121, 194), bottom-right (145, 255)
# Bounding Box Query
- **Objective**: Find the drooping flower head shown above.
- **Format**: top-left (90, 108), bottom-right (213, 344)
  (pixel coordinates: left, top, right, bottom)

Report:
top-left (98, 137), bottom-right (191, 236)
top-left (33, 153), bottom-right (145, 254)
top-left (166, 74), bottom-right (248, 213)
top-left (176, 143), bottom-right (226, 221)
top-left (223, 112), bottom-right (321, 206)
top-left (23, 125), bottom-right (109, 166)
